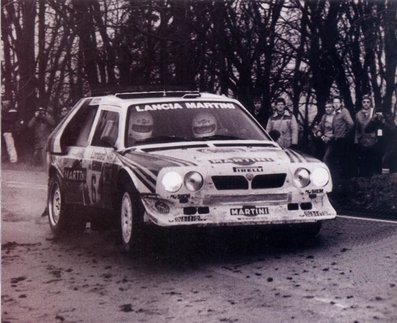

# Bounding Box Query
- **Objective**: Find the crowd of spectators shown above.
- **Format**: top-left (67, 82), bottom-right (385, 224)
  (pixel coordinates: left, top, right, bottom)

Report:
top-left (2, 101), bottom-right (68, 167)
top-left (267, 94), bottom-right (397, 179)
top-left (311, 95), bottom-right (396, 178)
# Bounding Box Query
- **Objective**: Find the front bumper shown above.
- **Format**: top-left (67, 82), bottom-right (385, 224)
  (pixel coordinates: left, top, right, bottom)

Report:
top-left (141, 193), bottom-right (337, 227)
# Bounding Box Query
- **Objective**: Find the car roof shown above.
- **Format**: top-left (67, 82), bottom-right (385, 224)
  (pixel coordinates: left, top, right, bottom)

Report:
top-left (87, 91), bottom-right (239, 108)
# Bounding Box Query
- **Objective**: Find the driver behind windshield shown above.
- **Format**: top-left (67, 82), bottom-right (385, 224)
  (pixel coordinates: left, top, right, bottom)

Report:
top-left (192, 112), bottom-right (217, 138)
top-left (128, 111), bottom-right (153, 142)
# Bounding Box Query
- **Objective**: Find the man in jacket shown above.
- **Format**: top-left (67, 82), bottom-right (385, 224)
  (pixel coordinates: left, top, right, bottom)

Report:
top-left (313, 100), bottom-right (335, 165)
top-left (329, 96), bottom-right (355, 179)
top-left (28, 106), bottom-right (56, 166)
top-left (354, 95), bottom-right (381, 176)
top-left (266, 98), bottom-right (298, 149)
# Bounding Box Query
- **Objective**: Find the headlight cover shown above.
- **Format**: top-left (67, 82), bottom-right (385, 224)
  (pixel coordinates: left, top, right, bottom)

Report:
top-left (162, 171), bottom-right (183, 192)
top-left (184, 171), bottom-right (204, 192)
top-left (311, 167), bottom-right (330, 187)
top-left (293, 168), bottom-right (311, 188)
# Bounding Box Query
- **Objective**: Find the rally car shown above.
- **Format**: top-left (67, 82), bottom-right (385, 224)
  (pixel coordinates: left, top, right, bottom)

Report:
top-left (46, 91), bottom-right (336, 252)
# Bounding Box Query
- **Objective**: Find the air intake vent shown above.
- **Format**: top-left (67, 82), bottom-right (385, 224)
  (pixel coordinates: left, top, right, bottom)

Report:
top-left (252, 174), bottom-right (286, 189)
top-left (212, 176), bottom-right (248, 190)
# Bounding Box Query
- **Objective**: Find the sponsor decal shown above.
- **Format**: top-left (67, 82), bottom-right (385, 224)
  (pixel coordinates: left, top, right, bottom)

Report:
top-left (210, 157), bottom-right (274, 165)
top-left (299, 211), bottom-right (328, 217)
top-left (133, 102), bottom-right (236, 112)
top-left (230, 206), bottom-right (269, 216)
top-left (91, 151), bottom-right (107, 161)
top-left (233, 166), bottom-right (263, 173)
top-left (170, 193), bottom-right (191, 201)
top-left (64, 167), bottom-right (87, 182)
top-left (305, 189), bottom-right (324, 194)
top-left (174, 215), bottom-right (207, 222)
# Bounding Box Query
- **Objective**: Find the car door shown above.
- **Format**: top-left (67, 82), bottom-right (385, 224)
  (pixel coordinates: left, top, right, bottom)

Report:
top-left (83, 107), bottom-right (121, 208)
top-left (52, 99), bottom-right (99, 205)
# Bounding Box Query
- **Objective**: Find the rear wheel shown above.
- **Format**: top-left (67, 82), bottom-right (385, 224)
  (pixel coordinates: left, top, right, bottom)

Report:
top-left (48, 175), bottom-right (85, 237)
top-left (119, 185), bottom-right (144, 253)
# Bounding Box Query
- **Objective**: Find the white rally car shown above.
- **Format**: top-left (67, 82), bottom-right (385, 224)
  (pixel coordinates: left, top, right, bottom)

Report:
top-left (46, 91), bottom-right (336, 252)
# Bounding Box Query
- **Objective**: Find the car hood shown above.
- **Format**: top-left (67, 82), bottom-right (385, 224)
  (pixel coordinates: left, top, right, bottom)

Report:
top-left (118, 142), bottom-right (320, 175)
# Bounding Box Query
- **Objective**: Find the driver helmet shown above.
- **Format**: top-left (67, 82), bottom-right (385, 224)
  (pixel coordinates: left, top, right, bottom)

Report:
top-left (192, 112), bottom-right (217, 138)
top-left (129, 111), bottom-right (153, 141)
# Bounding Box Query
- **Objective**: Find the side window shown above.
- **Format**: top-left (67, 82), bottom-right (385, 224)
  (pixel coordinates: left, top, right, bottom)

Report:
top-left (61, 104), bottom-right (98, 148)
top-left (92, 110), bottom-right (119, 147)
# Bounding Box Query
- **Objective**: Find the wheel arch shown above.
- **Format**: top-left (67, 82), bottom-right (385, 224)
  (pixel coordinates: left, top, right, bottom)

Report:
top-left (113, 167), bottom-right (141, 211)
top-left (47, 165), bottom-right (63, 200)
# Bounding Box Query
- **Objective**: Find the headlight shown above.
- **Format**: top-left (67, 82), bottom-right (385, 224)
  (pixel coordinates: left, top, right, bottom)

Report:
top-left (162, 171), bottom-right (183, 192)
top-left (311, 167), bottom-right (330, 187)
top-left (184, 171), bottom-right (204, 192)
top-left (293, 168), bottom-right (311, 188)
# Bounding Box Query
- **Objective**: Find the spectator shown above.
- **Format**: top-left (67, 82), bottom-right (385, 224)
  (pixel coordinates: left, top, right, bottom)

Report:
top-left (266, 98), bottom-right (298, 149)
top-left (328, 96), bottom-right (355, 179)
top-left (59, 106), bottom-right (69, 120)
top-left (313, 100), bottom-right (335, 165)
top-left (2, 100), bottom-right (18, 163)
top-left (354, 95), bottom-right (381, 177)
top-left (366, 111), bottom-right (397, 174)
top-left (28, 106), bottom-right (56, 166)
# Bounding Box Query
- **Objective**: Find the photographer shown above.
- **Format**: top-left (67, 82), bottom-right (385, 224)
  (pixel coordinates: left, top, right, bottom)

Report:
top-left (28, 106), bottom-right (56, 166)
top-left (366, 110), bottom-right (397, 174)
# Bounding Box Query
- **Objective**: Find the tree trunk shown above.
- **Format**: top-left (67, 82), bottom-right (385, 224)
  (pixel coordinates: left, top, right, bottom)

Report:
top-left (383, 0), bottom-right (397, 115)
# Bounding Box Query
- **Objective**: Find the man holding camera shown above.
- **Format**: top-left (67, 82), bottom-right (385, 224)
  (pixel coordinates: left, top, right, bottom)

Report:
top-left (354, 95), bottom-right (382, 176)
top-left (28, 106), bottom-right (56, 166)
top-left (365, 108), bottom-right (397, 174)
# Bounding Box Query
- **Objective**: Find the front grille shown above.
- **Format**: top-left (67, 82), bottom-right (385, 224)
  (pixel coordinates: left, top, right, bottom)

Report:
top-left (252, 174), bottom-right (286, 189)
top-left (212, 176), bottom-right (248, 190)
top-left (212, 173), bottom-right (287, 190)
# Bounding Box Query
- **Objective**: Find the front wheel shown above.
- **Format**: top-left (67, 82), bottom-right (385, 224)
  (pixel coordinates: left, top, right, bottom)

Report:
top-left (119, 187), bottom-right (144, 253)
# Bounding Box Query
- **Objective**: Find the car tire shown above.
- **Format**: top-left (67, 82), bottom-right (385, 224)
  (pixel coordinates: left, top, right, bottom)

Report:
top-left (119, 185), bottom-right (144, 253)
top-left (48, 175), bottom-right (86, 237)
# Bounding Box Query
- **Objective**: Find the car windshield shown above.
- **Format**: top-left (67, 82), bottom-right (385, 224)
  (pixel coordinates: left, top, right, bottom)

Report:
top-left (125, 101), bottom-right (270, 147)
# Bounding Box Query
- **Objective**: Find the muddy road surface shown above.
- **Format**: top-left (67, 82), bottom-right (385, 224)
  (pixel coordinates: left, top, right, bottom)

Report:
top-left (2, 168), bottom-right (397, 322)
